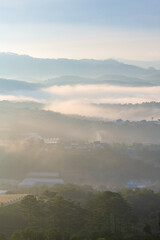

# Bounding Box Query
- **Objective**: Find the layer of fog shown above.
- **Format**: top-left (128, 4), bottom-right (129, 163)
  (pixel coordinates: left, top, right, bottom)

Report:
top-left (1, 84), bottom-right (160, 121)
top-left (0, 94), bottom-right (40, 102)
top-left (43, 84), bottom-right (160, 121)
top-left (0, 89), bottom-right (50, 103)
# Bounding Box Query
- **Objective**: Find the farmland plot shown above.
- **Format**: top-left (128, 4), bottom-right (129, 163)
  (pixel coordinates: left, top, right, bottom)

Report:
top-left (0, 194), bottom-right (27, 206)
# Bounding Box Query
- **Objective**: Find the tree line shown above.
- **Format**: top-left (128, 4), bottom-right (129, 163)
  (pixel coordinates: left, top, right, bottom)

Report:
top-left (0, 185), bottom-right (160, 240)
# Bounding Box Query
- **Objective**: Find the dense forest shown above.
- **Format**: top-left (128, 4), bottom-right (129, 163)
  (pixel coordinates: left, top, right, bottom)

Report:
top-left (0, 185), bottom-right (160, 240)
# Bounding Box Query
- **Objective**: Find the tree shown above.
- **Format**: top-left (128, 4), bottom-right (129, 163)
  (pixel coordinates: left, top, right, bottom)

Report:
top-left (143, 224), bottom-right (152, 235)
top-left (42, 190), bottom-right (57, 200)
top-left (11, 230), bottom-right (24, 240)
top-left (19, 195), bottom-right (45, 227)
top-left (85, 191), bottom-right (135, 237)
top-left (158, 212), bottom-right (160, 231)
top-left (0, 232), bottom-right (7, 240)
top-left (47, 196), bottom-right (86, 236)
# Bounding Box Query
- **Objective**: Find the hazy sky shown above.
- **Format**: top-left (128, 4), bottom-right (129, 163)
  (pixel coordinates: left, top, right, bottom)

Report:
top-left (0, 0), bottom-right (160, 60)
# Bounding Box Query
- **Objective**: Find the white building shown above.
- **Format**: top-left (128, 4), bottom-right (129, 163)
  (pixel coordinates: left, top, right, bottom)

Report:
top-left (19, 172), bottom-right (64, 187)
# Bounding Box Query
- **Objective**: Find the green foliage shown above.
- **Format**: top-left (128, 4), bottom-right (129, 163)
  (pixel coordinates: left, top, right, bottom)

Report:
top-left (49, 184), bottom-right (98, 202)
top-left (120, 188), bottom-right (160, 232)
top-left (46, 228), bottom-right (62, 240)
top-left (0, 232), bottom-right (7, 240)
top-left (0, 204), bottom-right (26, 235)
top-left (143, 224), bottom-right (152, 235)
top-left (11, 231), bottom-right (24, 240)
top-left (85, 191), bottom-right (134, 235)
top-left (19, 195), bottom-right (45, 227)
top-left (0, 187), bottom-right (160, 240)
top-left (47, 196), bottom-right (86, 235)
top-left (42, 190), bottom-right (57, 200)
top-left (11, 228), bottom-right (46, 240)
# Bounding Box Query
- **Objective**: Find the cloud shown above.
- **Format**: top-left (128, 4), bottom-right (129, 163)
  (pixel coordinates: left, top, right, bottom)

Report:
top-left (43, 84), bottom-right (160, 120)
top-left (44, 84), bottom-right (160, 104)
top-left (43, 100), bottom-right (160, 121)
top-left (0, 94), bottom-right (41, 102)
top-left (1, 84), bottom-right (160, 121)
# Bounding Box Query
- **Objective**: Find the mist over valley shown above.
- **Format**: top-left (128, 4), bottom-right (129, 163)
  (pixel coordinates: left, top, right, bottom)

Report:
top-left (0, 55), bottom-right (160, 191)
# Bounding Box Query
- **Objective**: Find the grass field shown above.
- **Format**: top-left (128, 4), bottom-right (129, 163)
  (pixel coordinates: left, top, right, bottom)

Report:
top-left (0, 194), bottom-right (27, 206)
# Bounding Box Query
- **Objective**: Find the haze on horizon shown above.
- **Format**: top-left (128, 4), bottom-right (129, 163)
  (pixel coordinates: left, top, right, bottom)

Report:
top-left (0, 0), bottom-right (160, 123)
top-left (0, 0), bottom-right (160, 60)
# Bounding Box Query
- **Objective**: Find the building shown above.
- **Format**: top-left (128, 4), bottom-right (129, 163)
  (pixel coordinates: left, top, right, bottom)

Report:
top-left (18, 172), bottom-right (64, 187)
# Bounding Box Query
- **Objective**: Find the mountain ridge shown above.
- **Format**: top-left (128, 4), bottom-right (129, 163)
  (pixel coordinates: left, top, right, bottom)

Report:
top-left (0, 53), bottom-right (160, 87)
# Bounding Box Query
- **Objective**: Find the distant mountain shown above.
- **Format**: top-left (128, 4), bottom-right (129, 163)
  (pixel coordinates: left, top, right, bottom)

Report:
top-left (119, 59), bottom-right (160, 70)
top-left (97, 74), bottom-right (158, 86)
top-left (0, 53), bottom-right (160, 85)
top-left (0, 78), bottom-right (41, 94)
top-left (45, 75), bottom-right (95, 86)
top-left (45, 74), bottom-right (160, 87)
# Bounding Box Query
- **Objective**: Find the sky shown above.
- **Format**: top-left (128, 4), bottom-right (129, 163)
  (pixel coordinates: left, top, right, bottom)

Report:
top-left (0, 0), bottom-right (160, 60)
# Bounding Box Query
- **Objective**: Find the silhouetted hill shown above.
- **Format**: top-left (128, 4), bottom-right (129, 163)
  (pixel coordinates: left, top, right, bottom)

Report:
top-left (0, 53), bottom-right (160, 85)
top-left (120, 59), bottom-right (160, 70)
top-left (0, 78), bottom-right (41, 94)
top-left (46, 74), bottom-right (157, 86)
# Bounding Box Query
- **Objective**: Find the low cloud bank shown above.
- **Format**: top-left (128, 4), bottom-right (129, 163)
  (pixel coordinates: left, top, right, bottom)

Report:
top-left (1, 84), bottom-right (160, 121)
top-left (44, 84), bottom-right (160, 104)
top-left (43, 84), bottom-right (160, 120)
top-left (0, 94), bottom-right (40, 102)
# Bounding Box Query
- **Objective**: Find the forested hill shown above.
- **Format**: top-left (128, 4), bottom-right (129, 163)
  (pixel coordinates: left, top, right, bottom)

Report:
top-left (1, 101), bottom-right (160, 143)
top-left (0, 186), bottom-right (160, 240)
